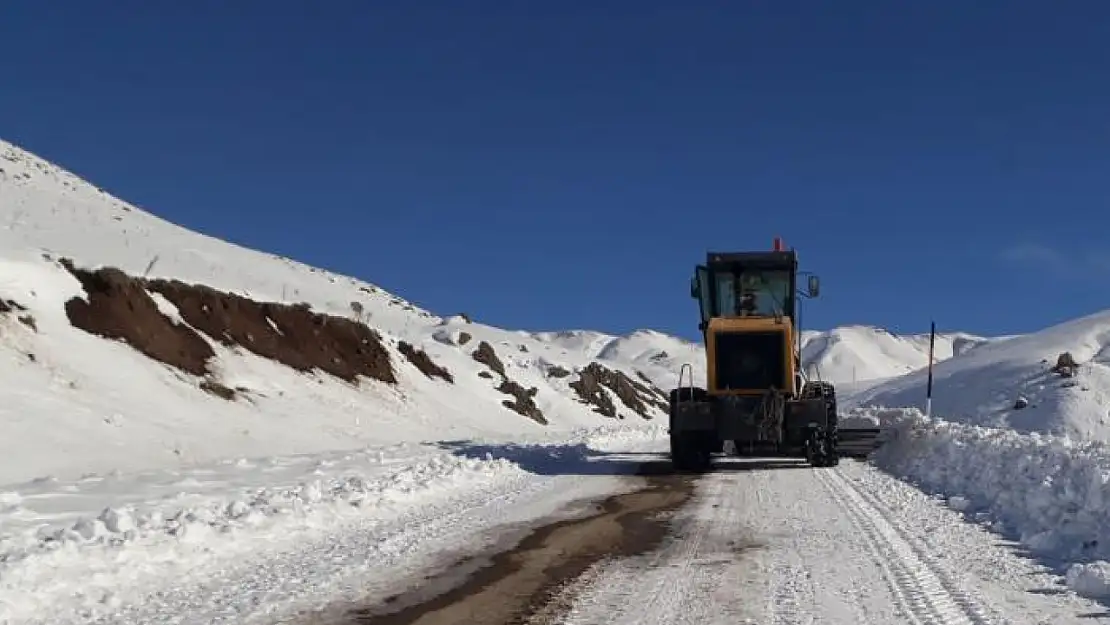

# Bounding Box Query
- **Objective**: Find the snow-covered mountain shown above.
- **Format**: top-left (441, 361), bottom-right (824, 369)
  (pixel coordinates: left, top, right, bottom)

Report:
top-left (849, 310), bottom-right (1110, 441)
top-left (799, 325), bottom-right (995, 387)
top-left (544, 324), bottom-right (995, 396)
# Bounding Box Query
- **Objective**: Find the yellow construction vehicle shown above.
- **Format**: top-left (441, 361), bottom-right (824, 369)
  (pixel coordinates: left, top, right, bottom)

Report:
top-left (668, 238), bottom-right (881, 471)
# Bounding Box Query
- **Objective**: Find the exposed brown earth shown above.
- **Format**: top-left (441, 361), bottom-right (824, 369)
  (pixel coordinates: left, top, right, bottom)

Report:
top-left (147, 278), bottom-right (396, 385)
top-left (398, 341), bottom-right (454, 384)
top-left (52, 260), bottom-right (662, 429)
top-left (60, 261), bottom-right (216, 377)
top-left (58, 260), bottom-right (399, 396)
top-left (569, 362), bottom-right (668, 419)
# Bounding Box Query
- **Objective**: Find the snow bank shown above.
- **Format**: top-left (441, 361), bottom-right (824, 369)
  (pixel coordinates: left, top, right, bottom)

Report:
top-left (0, 423), bottom-right (663, 623)
top-left (1065, 562), bottom-right (1110, 600)
top-left (0, 447), bottom-right (519, 621)
top-left (864, 406), bottom-right (1110, 599)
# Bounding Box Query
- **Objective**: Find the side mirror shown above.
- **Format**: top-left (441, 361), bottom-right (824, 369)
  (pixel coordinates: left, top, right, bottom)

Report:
top-left (807, 275), bottom-right (820, 298)
top-left (690, 276), bottom-right (700, 299)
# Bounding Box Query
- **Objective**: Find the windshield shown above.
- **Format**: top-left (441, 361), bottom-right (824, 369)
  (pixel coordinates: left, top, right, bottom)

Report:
top-left (714, 269), bottom-right (792, 317)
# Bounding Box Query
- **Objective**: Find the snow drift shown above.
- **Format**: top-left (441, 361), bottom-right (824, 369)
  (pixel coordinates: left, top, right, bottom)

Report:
top-left (851, 310), bottom-right (1110, 442)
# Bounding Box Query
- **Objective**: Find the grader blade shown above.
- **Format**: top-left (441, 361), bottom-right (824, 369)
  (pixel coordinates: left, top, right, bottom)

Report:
top-left (836, 427), bottom-right (884, 459)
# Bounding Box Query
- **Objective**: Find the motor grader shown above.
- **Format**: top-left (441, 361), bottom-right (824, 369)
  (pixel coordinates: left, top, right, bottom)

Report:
top-left (667, 238), bottom-right (881, 471)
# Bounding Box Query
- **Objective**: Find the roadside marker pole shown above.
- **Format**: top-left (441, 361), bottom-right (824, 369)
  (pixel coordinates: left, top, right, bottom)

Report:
top-left (925, 320), bottom-right (935, 418)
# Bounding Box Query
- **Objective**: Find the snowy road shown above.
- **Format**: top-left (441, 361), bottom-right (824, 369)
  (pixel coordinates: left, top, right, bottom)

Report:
top-left (344, 453), bottom-right (1110, 625)
top-left (550, 458), bottom-right (1108, 625)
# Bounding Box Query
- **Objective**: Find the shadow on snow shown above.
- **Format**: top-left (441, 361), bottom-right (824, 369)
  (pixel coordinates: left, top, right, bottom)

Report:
top-left (429, 439), bottom-right (812, 477)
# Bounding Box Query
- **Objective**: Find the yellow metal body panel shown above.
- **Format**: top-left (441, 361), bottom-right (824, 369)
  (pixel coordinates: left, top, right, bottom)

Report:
top-left (705, 316), bottom-right (796, 396)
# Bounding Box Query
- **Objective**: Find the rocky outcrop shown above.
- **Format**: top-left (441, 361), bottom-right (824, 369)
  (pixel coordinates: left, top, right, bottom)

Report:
top-left (470, 340), bottom-right (546, 423)
top-left (545, 364), bottom-right (571, 378)
top-left (0, 298), bottom-right (23, 313)
top-left (569, 362), bottom-right (668, 419)
top-left (471, 340), bottom-right (506, 377)
top-left (497, 379), bottom-right (547, 424)
top-left (398, 341), bottom-right (454, 383)
top-left (0, 297), bottom-right (36, 331)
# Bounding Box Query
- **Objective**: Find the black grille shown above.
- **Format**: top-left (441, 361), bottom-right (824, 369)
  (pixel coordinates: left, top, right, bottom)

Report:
top-left (713, 331), bottom-right (787, 391)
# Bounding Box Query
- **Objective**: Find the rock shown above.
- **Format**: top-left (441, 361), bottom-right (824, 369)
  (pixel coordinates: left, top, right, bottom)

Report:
top-left (471, 341), bottom-right (506, 378)
top-left (398, 341), bottom-right (454, 383)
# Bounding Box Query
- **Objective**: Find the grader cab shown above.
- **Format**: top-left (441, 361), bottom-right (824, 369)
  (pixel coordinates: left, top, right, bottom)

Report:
top-left (667, 238), bottom-right (882, 471)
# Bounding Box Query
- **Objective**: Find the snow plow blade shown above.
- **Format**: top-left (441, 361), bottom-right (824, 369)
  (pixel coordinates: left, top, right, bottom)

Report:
top-left (837, 427), bottom-right (884, 459)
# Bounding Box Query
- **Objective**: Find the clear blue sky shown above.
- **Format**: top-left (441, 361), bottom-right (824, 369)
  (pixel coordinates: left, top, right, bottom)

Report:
top-left (3, 1), bottom-right (1109, 341)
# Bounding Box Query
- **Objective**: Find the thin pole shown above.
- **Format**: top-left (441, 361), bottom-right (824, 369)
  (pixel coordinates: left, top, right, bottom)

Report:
top-left (925, 320), bottom-right (935, 418)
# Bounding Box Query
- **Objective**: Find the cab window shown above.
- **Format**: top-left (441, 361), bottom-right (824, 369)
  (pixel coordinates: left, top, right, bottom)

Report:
top-left (714, 272), bottom-right (736, 316)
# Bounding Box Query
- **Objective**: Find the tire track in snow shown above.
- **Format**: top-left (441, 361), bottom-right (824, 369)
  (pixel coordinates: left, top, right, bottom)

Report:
top-left (835, 469), bottom-right (1013, 625)
top-left (554, 461), bottom-right (921, 625)
top-left (554, 475), bottom-right (752, 625)
top-left (816, 467), bottom-right (1006, 625)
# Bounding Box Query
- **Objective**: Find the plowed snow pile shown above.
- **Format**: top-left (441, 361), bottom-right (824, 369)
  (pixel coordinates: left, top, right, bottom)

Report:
top-left (849, 312), bottom-right (1110, 600)
top-left (864, 406), bottom-right (1110, 599)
